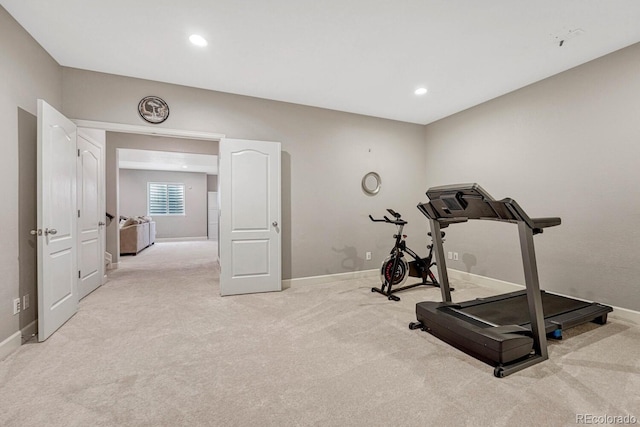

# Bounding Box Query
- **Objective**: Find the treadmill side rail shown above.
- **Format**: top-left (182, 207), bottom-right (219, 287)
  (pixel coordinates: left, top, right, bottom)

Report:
top-left (495, 355), bottom-right (547, 378)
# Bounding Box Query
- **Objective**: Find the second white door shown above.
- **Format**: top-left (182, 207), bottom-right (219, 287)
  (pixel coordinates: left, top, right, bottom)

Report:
top-left (219, 138), bottom-right (281, 296)
top-left (77, 128), bottom-right (105, 300)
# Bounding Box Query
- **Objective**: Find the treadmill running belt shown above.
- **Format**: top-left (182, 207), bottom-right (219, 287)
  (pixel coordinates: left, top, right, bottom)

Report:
top-left (458, 291), bottom-right (592, 326)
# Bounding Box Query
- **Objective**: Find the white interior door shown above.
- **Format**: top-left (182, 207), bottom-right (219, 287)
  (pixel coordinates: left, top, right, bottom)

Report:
top-left (219, 139), bottom-right (281, 296)
top-left (208, 191), bottom-right (218, 240)
top-left (77, 128), bottom-right (105, 299)
top-left (37, 99), bottom-right (78, 341)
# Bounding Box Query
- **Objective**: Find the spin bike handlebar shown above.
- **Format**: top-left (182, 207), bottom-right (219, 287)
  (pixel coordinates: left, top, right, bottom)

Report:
top-left (369, 209), bottom-right (407, 225)
top-left (370, 209), bottom-right (446, 239)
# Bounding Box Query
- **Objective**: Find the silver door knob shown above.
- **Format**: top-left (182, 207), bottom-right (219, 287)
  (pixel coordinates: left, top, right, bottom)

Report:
top-left (45, 228), bottom-right (57, 236)
top-left (30, 229), bottom-right (42, 236)
top-left (272, 221), bottom-right (278, 227)
top-left (98, 221), bottom-right (106, 226)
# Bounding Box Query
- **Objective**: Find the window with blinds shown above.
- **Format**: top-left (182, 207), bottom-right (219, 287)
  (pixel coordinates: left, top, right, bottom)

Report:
top-left (148, 183), bottom-right (185, 215)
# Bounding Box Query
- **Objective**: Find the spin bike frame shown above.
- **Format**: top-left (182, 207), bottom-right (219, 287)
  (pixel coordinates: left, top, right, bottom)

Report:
top-left (369, 209), bottom-right (445, 301)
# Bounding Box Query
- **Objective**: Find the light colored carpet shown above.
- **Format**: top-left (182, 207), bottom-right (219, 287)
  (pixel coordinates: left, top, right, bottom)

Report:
top-left (0, 241), bottom-right (638, 426)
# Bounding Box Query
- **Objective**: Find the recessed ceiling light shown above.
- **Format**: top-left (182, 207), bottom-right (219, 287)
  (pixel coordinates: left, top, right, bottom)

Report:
top-left (189, 34), bottom-right (208, 47)
top-left (414, 87), bottom-right (428, 96)
top-left (182, 165), bottom-right (188, 169)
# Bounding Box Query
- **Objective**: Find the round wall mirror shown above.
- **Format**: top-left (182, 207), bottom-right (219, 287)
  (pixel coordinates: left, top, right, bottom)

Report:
top-left (362, 172), bottom-right (381, 195)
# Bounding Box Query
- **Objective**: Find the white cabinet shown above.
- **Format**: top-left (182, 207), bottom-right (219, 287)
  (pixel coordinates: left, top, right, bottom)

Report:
top-left (208, 191), bottom-right (219, 241)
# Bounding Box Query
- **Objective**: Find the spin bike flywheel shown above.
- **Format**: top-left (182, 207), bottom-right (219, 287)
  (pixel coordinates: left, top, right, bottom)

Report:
top-left (380, 254), bottom-right (409, 287)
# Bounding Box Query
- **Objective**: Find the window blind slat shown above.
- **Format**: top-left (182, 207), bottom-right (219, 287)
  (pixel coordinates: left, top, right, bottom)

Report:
top-left (148, 183), bottom-right (185, 215)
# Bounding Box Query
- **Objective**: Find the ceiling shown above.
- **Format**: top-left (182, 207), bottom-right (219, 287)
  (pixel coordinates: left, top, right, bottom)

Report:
top-left (119, 149), bottom-right (217, 175)
top-left (3, 1), bottom-right (640, 125)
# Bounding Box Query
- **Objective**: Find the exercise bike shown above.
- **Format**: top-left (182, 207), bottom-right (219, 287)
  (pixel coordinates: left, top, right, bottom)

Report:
top-left (369, 209), bottom-right (450, 301)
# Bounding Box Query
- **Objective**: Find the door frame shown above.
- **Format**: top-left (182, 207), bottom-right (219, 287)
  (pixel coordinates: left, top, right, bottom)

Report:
top-left (73, 120), bottom-right (225, 142)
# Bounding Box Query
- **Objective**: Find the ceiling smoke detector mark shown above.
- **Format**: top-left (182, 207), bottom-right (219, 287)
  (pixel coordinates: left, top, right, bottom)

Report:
top-left (554, 28), bottom-right (585, 47)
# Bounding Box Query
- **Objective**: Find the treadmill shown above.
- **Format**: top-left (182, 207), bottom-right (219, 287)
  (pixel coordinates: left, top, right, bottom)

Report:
top-left (409, 184), bottom-right (612, 377)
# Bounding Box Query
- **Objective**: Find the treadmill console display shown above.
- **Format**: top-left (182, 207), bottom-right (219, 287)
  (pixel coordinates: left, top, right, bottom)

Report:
top-left (425, 183), bottom-right (494, 202)
top-left (418, 183), bottom-right (560, 231)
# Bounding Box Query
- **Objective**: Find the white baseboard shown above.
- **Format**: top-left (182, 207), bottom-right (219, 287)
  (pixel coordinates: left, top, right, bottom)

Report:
top-left (0, 331), bottom-right (21, 361)
top-left (155, 236), bottom-right (208, 242)
top-left (21, 320), bottom-right (37, 343)
top-left (283, 269), bottom-right (378, 288)
top-left (447, 269), bottom-right (640, 325)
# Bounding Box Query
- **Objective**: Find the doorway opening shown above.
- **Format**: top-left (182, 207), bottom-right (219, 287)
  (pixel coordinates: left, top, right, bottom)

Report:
top-left (74, 120), bottom-right (224, 270)
top-left (115, 147), bottom-right (218, 263)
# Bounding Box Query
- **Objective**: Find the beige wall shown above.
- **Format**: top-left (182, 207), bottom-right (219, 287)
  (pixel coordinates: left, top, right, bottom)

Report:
top-left (62, 68), bottom-right (429, 280)
top-left (0, 7), bottom-right (62, 347)
top-left (206, 175), bottom-right (218, 192)
top-left (423, 42), bottom-right (640, 311)
top-left (119, 169), bottom-right (208, 239)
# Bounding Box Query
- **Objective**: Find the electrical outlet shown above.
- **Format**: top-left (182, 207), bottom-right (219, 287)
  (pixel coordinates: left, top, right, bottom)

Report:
top-left (448, 251), bottom-right (453, 260)
top-left (23, 294), bottom-right (30, 310)
top-left (453, 252), bottom-right (459, 261)
top-left (365, 251), bottom-right (372, 261)
top-left (13, 298), bottom-right (21, 315)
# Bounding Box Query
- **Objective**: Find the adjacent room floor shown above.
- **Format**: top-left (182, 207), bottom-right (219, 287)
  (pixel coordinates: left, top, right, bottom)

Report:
top-left (0, 241), bottom-right (638, 426)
